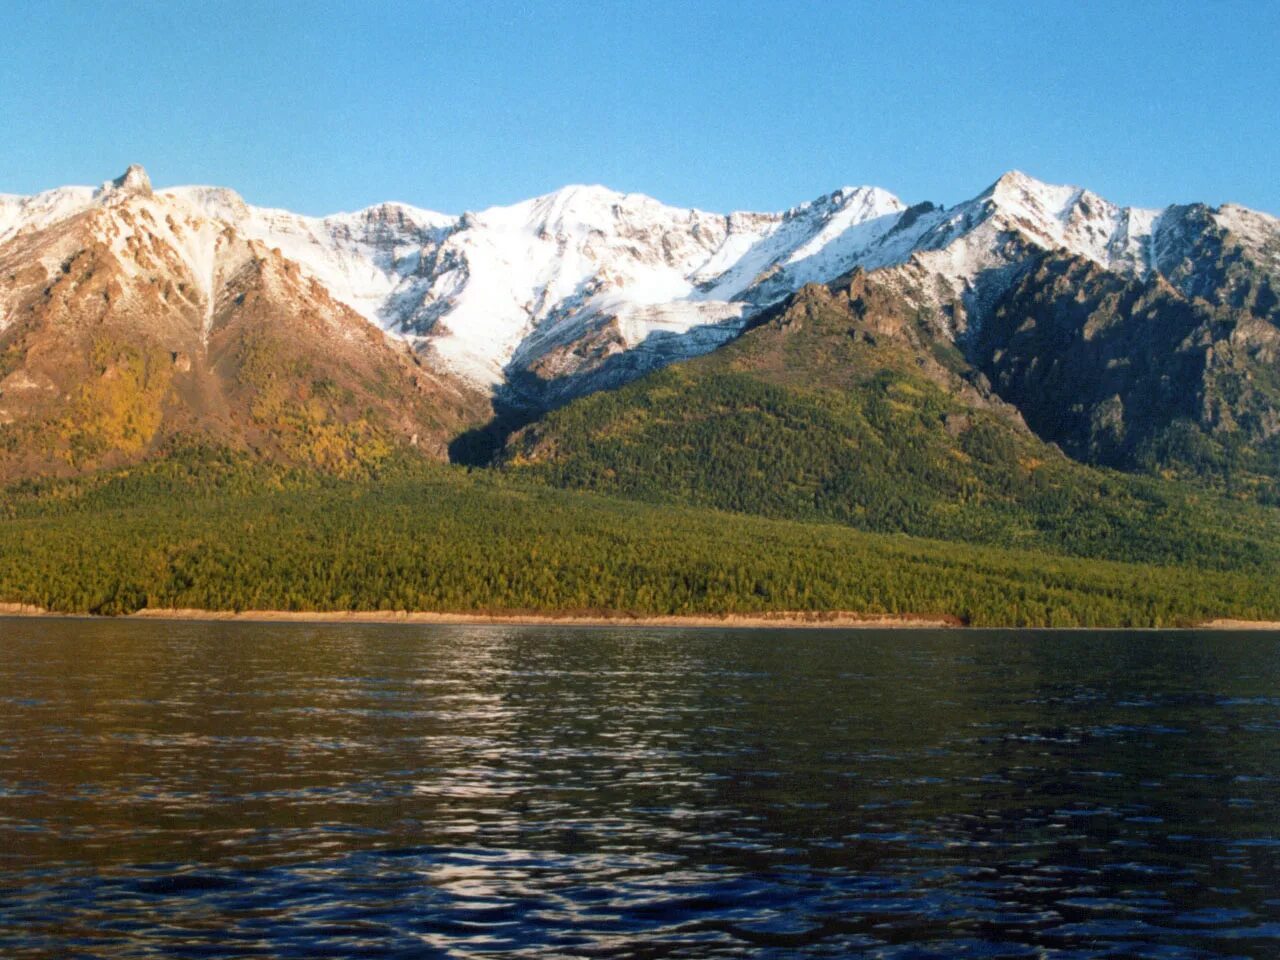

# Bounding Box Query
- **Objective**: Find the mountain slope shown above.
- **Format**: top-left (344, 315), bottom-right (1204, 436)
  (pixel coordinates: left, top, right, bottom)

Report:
top-left (966, 244), bottom-right (1280, 496)
top-left (0, 167), bottom-right (486, 481)
top-left (501, 269), bottom-right (1280, 570)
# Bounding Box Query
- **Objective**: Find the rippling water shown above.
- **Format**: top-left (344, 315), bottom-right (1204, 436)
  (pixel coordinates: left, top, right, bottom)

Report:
top-left (1, 620), bottom-right (1279, 957)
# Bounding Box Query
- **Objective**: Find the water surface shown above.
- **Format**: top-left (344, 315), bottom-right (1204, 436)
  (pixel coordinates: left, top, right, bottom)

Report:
top-left (1, 620), bottom-right (1279, 957)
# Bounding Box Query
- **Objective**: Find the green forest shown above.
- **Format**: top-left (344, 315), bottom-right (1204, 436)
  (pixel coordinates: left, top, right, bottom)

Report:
top-left (505, 366), bottom-right (1280, 573)
top-left (1, 449), bottom-right (1278, 627)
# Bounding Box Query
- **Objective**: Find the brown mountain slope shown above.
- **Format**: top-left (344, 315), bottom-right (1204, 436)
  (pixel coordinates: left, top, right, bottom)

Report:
top-left (0, 173), bottom-right (487, 481)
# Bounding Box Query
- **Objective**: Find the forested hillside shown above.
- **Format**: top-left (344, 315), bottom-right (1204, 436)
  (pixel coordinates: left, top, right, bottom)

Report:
top-left (502, 272), bottom-right (1280, 571)
top-left (2, 452), bottom-right (1278, 627)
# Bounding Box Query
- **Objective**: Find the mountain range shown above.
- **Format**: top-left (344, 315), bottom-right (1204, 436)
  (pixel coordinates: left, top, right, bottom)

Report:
top-left (2, 164), bottom-right (1278, 494)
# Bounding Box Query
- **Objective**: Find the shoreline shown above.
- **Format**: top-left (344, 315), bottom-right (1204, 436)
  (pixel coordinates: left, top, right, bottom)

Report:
top-left (1196, 618), bottom-right (1280, 630)
top-left (2, 603), bottom-right (1280, 630)
top-left (0, 603), bottom-right (958, 629)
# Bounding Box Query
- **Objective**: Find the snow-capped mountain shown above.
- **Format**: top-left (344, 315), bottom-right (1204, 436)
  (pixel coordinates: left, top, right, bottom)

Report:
top-left (2, 165), bottom-right (1277, 408)
top-left (0, 165), bottom-right (487, 480)
top-left (173, 179), bottom-right (917, 396)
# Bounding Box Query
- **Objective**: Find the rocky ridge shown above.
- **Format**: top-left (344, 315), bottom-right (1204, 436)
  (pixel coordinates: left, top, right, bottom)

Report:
top-left (2, 165), bottom-right (1278, 486)
top-left (7, 166), bottom-right (1273, 407)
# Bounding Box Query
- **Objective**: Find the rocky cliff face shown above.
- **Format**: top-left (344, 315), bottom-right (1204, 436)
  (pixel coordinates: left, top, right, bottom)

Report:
top-left (968, 246), bottom-right (1280, 489)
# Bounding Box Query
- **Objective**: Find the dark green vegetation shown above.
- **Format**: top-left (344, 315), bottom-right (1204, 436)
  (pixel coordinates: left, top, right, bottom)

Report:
top-left (2, 451), bottom-right (1278, 627)
top-left (503, 274), bottom-right (1280, 573)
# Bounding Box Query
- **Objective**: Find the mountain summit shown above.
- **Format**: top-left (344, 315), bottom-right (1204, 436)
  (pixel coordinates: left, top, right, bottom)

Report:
top-left (97, 163), bottom-right (153, 200)
top-left (1, 166), bottom-right (1278, 487)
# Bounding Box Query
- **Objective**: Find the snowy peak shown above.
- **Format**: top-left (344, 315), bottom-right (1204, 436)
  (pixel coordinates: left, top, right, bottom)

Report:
top-left (889, 170), bottom-right (1171, 329)
top-left (984, 169), bottom-right (1080, 216)
top-left (690, 185), bottom-right (908, 303)
top-left (163, 184), bottom-right (251, 222)
top-left (96, 163), bottom-right (153, 201)
top-left (324, 201), bottom-right (455, 238)
top-left (1211, 203), bottom-right (1280, 269)
top-left (1, 165), bottom-right (156, 246)
top-left (419, 181), bottom-right (916, 389)
top-left (154, 188), bottom-right (458, 333)
top-left (518, 183), bottom-right (629, 228)
top-left (971, 170), bottom-right (1142, 265)
top-left (0, 185), bottom-right (95, 246)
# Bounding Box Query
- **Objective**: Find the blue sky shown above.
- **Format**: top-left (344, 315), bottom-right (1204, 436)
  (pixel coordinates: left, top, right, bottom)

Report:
top-left (1, 1), bottom-right (1276, 216)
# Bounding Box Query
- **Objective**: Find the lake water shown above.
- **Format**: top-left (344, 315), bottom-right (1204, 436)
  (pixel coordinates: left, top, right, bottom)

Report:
top-left (1, 620), bottom-right (1279, 958)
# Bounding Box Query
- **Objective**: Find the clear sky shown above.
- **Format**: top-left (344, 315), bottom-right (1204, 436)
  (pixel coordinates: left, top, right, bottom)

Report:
top-left (1, 0), bottom-right (1276, 216)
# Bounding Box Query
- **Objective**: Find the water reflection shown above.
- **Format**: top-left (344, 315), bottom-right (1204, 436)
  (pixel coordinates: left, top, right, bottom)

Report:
top-left (0, 620), bottom-right (1278, 956)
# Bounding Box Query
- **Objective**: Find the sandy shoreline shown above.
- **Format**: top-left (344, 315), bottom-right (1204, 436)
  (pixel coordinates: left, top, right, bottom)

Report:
top-left (0, 602), bottom-right (957, 629)
top-left (3, 602), bottom-right (1280, 630)
top-left (1195, 618), bottom-right (1280, 630)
